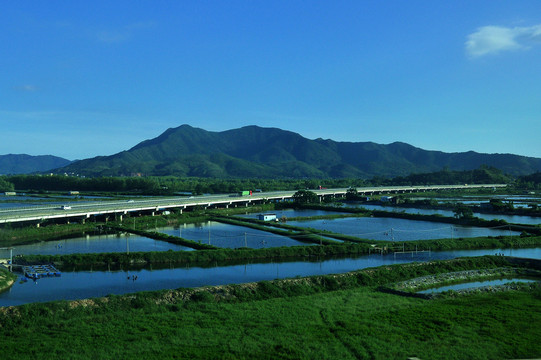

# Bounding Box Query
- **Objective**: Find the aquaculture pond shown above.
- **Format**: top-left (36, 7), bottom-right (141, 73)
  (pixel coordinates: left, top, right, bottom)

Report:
top-left (8, 233), bottom-right (194, 256)
top-left (343, 203), bottom-right (541, 225)
top-left (1, 247), bottom-right (540, 307)
top-left (410, 195), bottom-right (540, 206)
top-left (237, 208), bottom-right (342, 219)
top-left (418, 278), bottom-right (538, 294)
top-left (287, 216), bottom-right (520, 241)
top-left (156, 221), bottom-right (310, 249)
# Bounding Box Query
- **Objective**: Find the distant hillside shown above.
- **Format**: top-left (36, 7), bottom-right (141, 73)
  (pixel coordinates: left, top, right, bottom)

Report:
top-left (0, 154), bottom-right (71, 175)
top-left (52, 125), bottom-right (541, 178)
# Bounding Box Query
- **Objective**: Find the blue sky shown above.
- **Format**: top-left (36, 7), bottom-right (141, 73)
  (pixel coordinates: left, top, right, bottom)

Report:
top-left (1, 1), bottom-right (540, 160)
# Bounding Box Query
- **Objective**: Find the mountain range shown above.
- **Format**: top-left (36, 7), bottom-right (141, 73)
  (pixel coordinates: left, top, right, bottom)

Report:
top-left (41, 124), bottom-right (541, 178)
top-left (0, 154), bottom-right (71, 175)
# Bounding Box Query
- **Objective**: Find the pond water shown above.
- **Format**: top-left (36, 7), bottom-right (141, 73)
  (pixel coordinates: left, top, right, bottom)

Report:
top-left (418, 278), bottom-right (538, 294)
top-left (287, 216), bottom-right (519, 241)
top-left (415, 195), bottom-right (540, 203)
top-left (1, 247), bottom-right (540, 307)
top-left (156, 222), bottom-right (310, 249)
top-left (343, 203), bottom-right (540, 226)
top-left (237, 209), bottom-right (341, 219)
top-left (7, 233), bottom-right (194, 256)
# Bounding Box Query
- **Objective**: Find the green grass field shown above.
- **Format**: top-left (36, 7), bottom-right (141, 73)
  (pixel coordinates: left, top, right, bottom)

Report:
top-left (1, 286), bottom-right (540, 359)
top-left (1, 258), bottom-right (540, 359)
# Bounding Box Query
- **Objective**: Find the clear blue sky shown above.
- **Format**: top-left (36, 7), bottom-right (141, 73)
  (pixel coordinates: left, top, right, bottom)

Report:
top-left (1, 1), bottom-right (540, 160)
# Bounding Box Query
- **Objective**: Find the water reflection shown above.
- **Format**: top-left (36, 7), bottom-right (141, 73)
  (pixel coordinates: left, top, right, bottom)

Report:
top-left (156, 222), bottom-right (309, 249)
top-left (10, 233), bottom-right (194, 256)
top-left (2, 247), bottom-right (540, 307)
top-left (341, 203), bottom-right (540, 225)
top-left (343, 203), bottom-right (540, 225)
top-left (288, 217), bottom-right (519, 241)
top-left (237, 209), bottom-right (339, 219)
top-left (418, 278), bottom-right (537, 294)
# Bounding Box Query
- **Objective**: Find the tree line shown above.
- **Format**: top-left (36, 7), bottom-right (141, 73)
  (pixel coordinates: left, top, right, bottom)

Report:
top-left (1, 166), bottom-right (539, 194)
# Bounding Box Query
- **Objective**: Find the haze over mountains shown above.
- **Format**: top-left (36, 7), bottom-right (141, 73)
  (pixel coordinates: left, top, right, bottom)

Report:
top-left (2, 125), bottom-right (541, 178)
top-left (0, 154), bottom-right (71, 175)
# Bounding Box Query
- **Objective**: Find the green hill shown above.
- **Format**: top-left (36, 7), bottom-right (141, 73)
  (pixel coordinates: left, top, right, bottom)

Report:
top-left (53, 125), bottom-right (541, 178)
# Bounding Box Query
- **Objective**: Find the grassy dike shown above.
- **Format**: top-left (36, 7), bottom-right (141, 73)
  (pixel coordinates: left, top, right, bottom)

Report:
top-left (6, 202), bottom-right (541, 270)
top-left (112, 226), bottom-right (219, 250)
top-left (302, 204), bottom-right (541, 234)
top-left (0, 222), bottom-right (100, 247)
top-left (17, 231), bottom-right (541, 271)
top-left (15, 210), bottom-right (541, 269)
top-left (0, 204), bottom-right (275, 248)
top-left (210, 215), bottom-right (341, 245)
top-left (213, 213), bottom-right (541, 251)
top-left (18, 243), bottom-right (372, 269)
top-left (0, 267), bottom-right (17, 294)
top-left (1, 256), bottom-right (540, 359)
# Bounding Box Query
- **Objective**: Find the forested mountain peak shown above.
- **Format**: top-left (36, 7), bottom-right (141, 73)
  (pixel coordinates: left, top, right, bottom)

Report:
top-left (51, 125), bottom-right (541, 178)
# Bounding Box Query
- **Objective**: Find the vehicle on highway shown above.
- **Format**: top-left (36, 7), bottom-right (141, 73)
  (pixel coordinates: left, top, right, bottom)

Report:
top-left (60, 205), bottom-right (72, 210)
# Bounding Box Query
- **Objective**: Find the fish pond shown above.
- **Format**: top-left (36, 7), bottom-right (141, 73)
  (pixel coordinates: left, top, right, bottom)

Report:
top-left (418, 278), bottom-right (538, 294)
top-left (343, 203), bottom-right (541, 225)
top-left (1, 247), bottom-right (540, 307)
top-left (8, 233), bottom-right (194, 256)
top-left (156, 221), bottom-right (310, 249)
top-left (287, 216), bottom-right (520, 241)
top-left (236, 208), bottom-right (342, 219)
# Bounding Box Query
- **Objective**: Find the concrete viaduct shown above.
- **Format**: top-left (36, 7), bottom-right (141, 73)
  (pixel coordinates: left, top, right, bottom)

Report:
top-left (0, 184), bottom-right (506, 226)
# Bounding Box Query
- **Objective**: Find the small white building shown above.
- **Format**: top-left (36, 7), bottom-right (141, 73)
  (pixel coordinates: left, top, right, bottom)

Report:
top-left (257, 213), bottom-right (277, 221)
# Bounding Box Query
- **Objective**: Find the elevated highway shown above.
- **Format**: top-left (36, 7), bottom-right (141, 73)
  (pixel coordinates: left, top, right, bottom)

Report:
top-left (0, 184), bottom-right (506, 225)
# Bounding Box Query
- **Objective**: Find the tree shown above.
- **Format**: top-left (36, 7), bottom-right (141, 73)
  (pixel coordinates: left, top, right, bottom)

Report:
top-left (0, 177), bottom-right (14, 192)
top-left (292, 190), bottom-right (318, 204)
top-left (489, 198), bottom-right (510, 212)
top-left (453, 205), bottom-right (474, 219)
top-left (345, 187), bottom-right (358, 201)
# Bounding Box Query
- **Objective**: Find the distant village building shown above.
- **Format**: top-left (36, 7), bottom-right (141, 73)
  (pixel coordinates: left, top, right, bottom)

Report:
top-left (257, 213), bottom-right (277, 221)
